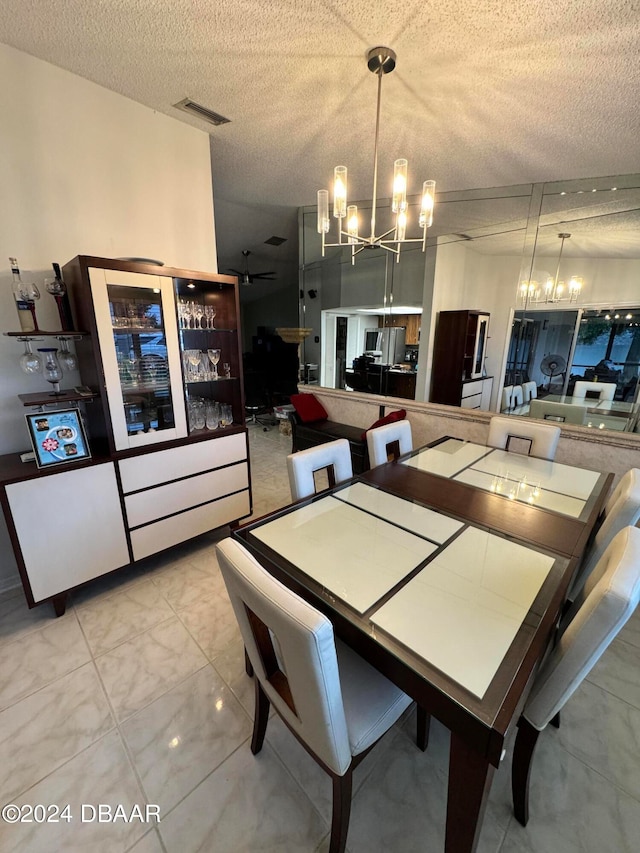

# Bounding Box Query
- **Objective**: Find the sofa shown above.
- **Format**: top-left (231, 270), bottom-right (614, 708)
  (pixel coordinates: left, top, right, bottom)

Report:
top-left (288, 412), bottom-right (370, 474)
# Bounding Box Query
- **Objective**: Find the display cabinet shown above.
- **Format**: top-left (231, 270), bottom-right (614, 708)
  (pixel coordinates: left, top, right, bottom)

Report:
top-left (0, 256), bottom-right (252, 616)
top-left (431, 310), bottom-right (492, 409)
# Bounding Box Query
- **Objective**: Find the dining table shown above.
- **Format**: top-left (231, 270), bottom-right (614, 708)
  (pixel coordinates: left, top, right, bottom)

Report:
top-left (233, 436), bottom-right (613, 853)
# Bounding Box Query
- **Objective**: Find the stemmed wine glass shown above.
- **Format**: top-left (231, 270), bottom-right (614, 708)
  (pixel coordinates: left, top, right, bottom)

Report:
top-left (204, 305), bottom-right (216, 329)
top-left (37, 348), bottom-right (63, 395)
top-left (193, 303), bottom-right (205, 330)
top-left (208, 348), bottom-right (221, 380)
top-left (186, 349), bottom-right (202, 382)
top-left (58, 338), bottom-right (78, 372)
top-left (19, 339), bottom-right (42, 374)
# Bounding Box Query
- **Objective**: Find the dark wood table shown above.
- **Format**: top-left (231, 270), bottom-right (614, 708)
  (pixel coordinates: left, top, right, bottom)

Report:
top-left (234, 438), bottom-right (612, 852)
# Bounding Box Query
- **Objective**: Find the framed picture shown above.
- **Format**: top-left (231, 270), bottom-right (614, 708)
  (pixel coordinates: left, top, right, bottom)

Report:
top-left (25, 408), bottom-right (91, 469)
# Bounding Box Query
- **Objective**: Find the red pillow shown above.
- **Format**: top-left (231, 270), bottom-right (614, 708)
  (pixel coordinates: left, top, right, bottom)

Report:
top-left (361, 409), bottom-right (406, 440)
top-left (290, 393), bottom-right (329, 424)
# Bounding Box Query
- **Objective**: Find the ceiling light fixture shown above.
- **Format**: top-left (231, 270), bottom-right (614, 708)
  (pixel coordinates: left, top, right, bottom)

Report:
top-left (317, 47), bottom-right (435, 265)
top-left (519, 233), bottom-right (583, 306)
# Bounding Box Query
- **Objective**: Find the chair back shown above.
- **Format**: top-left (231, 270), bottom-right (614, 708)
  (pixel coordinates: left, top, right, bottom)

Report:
top-left (501, 385), bottom-right (514, 412)
top-left (216, 538), bottom-right (352, 775)
top-left (573, 380), bottom-right (616, 401)
top-left (523, 381), bottom-right (538, 404)
top-left (524, 526), bottom-right (640, 730)
top-left (511, 385), bottom-right (524, 410)
top-left (569, 468), bottom-right (640, 599)
top-left (529, 399), bottom-right (585, 426)
top-left (366, 420), bottom-right (413, 467)
top-left (487, 415), bottom-right (561, 460)
top-left (287, 439), bottom-right (353, 501)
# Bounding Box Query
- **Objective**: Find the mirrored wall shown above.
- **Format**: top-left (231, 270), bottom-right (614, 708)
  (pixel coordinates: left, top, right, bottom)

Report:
top-left (298, 172), bottom-right (640, 436)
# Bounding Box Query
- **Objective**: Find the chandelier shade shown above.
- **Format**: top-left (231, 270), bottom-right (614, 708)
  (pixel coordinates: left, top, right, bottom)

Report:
top-left (317, 47), bottom-right (436, 264)
top-left (519, 233), bottom-right (583, 306)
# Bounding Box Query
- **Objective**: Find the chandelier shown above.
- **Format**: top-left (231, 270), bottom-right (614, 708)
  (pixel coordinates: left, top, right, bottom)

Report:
top-left (317, 47), bottom-right (436, 264)
top-left (519, 233), bottom-right (583, 305)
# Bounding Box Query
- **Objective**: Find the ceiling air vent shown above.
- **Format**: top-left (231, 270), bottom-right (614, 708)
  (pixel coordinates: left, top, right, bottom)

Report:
top-left (173, 98), bottom-right (230, 127)
top-left (264, 236), bottom-right (287, 246)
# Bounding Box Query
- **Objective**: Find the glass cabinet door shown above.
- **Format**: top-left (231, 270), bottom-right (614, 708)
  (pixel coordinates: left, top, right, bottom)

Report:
top-left (174, 276), bottom-right (242, 434)
top-left (89, 268), bottom-right (188, 450)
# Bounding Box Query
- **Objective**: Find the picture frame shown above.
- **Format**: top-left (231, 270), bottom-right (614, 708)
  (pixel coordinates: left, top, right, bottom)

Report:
top-left (25, 408), bottom-right (91, 469)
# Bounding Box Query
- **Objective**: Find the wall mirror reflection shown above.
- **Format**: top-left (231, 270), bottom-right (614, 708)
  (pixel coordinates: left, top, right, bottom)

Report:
top-left (299, 172), bottom-right (640, 436)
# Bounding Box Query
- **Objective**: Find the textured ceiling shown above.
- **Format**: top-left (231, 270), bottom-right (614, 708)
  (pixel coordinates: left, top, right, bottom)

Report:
top-left (2, 0), bottom-right (639, 299)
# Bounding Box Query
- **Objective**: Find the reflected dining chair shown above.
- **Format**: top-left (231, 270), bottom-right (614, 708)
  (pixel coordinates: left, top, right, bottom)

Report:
top-left (501, 384), bottom-right (514, 412)
top-left (512, 525), bottom-right (640, 826)
top-left (216, 537), bottom-right (422, 853)
top-left (522, 380), bottom-right (538, 404)
top-left (487, 415), bottom-right (561, 461)
top-left (573, 380), bottom-right (616, 401)
top-left (567, 468), bottom-right (640, 601)
top-left (366, 420), bottom-right (413, 467)
top-left (287, 439), bottom-right (353, 501)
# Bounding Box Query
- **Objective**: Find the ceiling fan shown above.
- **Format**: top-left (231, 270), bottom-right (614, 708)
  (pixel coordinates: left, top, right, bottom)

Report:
top-left (228, 250), bottom-right (275, 286)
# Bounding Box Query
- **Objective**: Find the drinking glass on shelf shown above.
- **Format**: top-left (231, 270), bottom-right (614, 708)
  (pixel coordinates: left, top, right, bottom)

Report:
top-left (220, 404), bottom-right (233, 427)
top-left (186, 349), bottom-right (202, 382)
top-left (188, 398), bottom-right (206, 431)
top-left (204, 305), bottom-right (216, 329)
top-left (58, 338), bottom-right (78, 372)
top-left (206, 401), bottom-right (220, 430)
top-left (208, 348), bottom-right (221, 379)
top-left (223, 362), bottom-right (231, 379)
top-left (38, 348), bottom-right (63, 394)
top-left (193, 303), bottom-right (205, 330)
top-left (19, 339), bottom-right (42, 374)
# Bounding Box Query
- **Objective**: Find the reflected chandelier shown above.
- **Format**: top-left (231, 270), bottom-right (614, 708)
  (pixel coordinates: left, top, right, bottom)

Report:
top-left (519, 233), bottom-right (583, 305)
top-left (317, 47), bottom-right (436, 264)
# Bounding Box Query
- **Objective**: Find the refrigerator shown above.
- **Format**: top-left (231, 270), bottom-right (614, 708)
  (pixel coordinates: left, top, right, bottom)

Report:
top-left (363, 327), bottom-right (407, 365)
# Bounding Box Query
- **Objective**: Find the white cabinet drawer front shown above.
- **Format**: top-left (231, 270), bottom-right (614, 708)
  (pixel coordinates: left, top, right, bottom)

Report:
top-left (461, 380), bottom-right (483, 398)
top-left (119, 433), bottom-right (247, 493)
top-left (6, 464), bottom-right (129, 602)
top-left (125, 463), bottom-right (249, 528)
top-left (461, 394), bottom-right (482, 409)
top-left (131, 490), bottom-right (250, 561)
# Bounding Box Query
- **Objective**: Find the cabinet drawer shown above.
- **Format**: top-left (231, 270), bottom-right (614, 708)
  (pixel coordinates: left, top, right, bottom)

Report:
top-left (461, 380), bottom-right (483, 398)
top-left (461, 394), bottom-right (482, 409)
top-left (119, 432), bottom-right (247, 493)
top-left (125, 462), bottom-right (249, 528)
top-left (131, 490), bottom-right (250, 561)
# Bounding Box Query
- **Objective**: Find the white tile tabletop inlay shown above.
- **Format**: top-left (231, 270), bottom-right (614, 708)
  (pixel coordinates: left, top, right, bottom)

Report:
top-left (455, 468), bottom-right (587, 518)
top-left (336, 482), bottom-right (463, 543)
top-left (402, 439), bottom-right (490, 478)
top-left (467, 449), bottom-right (600, 501)
top-left (252, 492), bottom-right (440, 613)
top-left (371, 528), bottom-right (556, 698)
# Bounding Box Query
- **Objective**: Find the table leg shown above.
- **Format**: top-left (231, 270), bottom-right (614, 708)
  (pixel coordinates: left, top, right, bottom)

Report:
top-left (446, 732), bottom-right (495, 853)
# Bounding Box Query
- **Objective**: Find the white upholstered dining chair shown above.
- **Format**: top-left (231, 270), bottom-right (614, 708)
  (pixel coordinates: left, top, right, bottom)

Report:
top-left (366, 420), bottom-right (413, 467)
top-left (522, 381), bottom-right (538, 404)
top-left (511, 525), bottom-right (640, 826)
top-left (216, 537), bottom-right (423, 853)
top-left (568, 468), bottom-right (640, 601)
top-left (287, 439), bottom-right (353, 502)
top-left (487, 415), bottom-right (561, 461)
top-left (573, 380), bottom-right (616, 401)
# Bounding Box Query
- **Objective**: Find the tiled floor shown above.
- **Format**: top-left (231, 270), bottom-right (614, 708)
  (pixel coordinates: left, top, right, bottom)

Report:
top-left (1, 425), bottom-right (640, 852)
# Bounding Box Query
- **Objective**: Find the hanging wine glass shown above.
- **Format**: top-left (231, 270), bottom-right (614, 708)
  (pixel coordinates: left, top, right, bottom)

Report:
top-left (19, 339), bottom-right (42, 374)
top-left (58, 338), bottom-right (78, 371)
top-left (38, 348), bottom-right (63, 395)
top-left (208, 348), bottom-right (221, 380)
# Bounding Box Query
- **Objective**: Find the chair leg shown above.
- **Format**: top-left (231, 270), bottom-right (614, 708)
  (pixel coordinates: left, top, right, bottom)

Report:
top-left (512, 717), bottom-right (541, 827)
top-left (417, 706), bottom-right (430, 752)
top-left (244, 646), bottom-right (254, 677)
top-left (329, 769), bottom-right (353, 853)
top-left (250, 679), bottom-right (270, 755)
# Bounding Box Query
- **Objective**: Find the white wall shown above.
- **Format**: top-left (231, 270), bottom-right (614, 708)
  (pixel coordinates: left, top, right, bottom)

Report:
top-left (0, 43), bottom-right (218, 590)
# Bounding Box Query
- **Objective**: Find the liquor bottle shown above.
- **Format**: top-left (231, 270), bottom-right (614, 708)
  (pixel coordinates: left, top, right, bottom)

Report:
top-left (9, 257), bottom-right (36, 333)
top-left (46, 263), bottom-right (75, 331)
